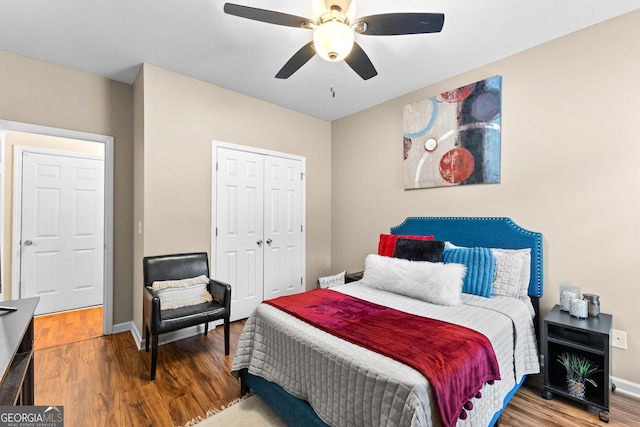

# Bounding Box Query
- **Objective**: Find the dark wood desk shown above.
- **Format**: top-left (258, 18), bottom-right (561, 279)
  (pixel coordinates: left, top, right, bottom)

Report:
top-left (0, 297), bottom-right (39, 405)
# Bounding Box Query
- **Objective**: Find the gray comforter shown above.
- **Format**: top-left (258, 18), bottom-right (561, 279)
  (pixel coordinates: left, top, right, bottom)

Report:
top-left (232, 283), bottom-right (539, 427)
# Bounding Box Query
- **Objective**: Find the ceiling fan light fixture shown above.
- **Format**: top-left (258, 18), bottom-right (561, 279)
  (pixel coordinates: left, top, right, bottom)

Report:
top-left (224, 2), bottom-right (444, 80)
top-left (313, 20), bottom-right (355, 61)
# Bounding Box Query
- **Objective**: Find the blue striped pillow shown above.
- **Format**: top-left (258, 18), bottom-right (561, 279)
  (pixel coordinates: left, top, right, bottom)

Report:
top-left (443, 247), bottom-right (496, 298)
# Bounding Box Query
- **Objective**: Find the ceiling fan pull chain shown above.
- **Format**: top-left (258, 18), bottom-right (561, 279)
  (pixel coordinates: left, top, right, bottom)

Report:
top-left (330, 63), bottom-right (336, 98)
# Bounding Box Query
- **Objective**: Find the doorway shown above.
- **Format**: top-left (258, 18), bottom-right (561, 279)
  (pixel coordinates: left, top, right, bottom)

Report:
top-left (17, 146), bottom-right (104, 315)
top-left (0, 120), bottom-right (114, 336)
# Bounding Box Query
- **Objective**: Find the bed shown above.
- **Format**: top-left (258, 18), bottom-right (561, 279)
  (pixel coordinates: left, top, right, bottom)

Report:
top-left (232, 217), bottom-right (543, 427)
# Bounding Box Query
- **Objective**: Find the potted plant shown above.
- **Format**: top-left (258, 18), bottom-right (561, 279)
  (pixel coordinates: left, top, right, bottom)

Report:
top-left (557, 352), bottom-right (599, 399)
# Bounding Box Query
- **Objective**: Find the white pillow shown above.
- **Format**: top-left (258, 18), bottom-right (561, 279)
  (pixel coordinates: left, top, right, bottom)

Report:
top-left (359, 254), bottom-right (466, 306)
top-left (317, 271), bottom-right (346, 288)
top-left (151, 275), bottom-right (213, 310)
top-left (491, 248), bottom-right (531, 298)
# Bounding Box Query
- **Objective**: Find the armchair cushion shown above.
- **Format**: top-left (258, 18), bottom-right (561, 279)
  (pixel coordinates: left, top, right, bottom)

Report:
top-left (157, 300), bottom-right (226, 333)
top-left (151, 275), bottom-right (213, 310)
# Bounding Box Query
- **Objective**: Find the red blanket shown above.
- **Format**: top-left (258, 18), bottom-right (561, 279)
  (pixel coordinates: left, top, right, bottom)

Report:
top-left (265, 289), bottom-right (500, 427)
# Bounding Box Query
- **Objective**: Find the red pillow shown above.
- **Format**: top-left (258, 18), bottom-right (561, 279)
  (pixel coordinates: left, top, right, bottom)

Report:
top-left (377, 234), bottom-right (435, 257)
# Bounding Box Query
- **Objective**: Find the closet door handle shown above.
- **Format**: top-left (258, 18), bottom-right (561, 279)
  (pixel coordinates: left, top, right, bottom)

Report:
top-left (257, 239), bottom-right (263, 246)
top-left (266, 238), bottom-right (272, 245)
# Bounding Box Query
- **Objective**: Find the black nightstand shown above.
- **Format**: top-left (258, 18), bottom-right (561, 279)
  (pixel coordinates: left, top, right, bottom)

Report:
top-left (542, 304), bottom-right (612, 422)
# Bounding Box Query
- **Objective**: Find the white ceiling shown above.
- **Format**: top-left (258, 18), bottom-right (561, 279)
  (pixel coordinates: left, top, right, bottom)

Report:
top-left (1, 0), bottom-right (639, 121)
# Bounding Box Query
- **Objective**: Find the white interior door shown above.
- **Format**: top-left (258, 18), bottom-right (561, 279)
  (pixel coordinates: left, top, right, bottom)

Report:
top-left (263, 155), bottom-right (304, 299)
top-left (215, 147), bottom-right (265, 321)
top-left (20, 151), bottom-right (104, 315)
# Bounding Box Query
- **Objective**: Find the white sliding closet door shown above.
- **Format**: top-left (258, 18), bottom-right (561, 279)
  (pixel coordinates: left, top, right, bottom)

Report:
top-left (214, 144), bottom-right (305, 321)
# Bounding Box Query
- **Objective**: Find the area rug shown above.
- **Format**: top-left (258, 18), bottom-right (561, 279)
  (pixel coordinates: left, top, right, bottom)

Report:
top-left (180, 394), bottom-right (287, 427)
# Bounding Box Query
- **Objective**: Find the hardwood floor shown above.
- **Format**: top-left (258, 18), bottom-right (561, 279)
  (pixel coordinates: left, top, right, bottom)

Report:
top-left (507, 375), bottom-right (640, 427)
top-left (34, 320), bottom-right (640, 427)
top-left (34, 321), bottom-right (244, 427)
top-left (34, 305), bottom-right (103, 350)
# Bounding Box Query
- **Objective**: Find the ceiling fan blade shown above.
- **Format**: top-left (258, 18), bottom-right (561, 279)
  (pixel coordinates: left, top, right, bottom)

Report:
top-left (344, 42), bottom-right (377, 80)
top-left (224, 3), bottom-right (313, 28)
top-left (275, 42), bottom-right (316, 79)
top-left (355, 13), bottom-right (445, 35)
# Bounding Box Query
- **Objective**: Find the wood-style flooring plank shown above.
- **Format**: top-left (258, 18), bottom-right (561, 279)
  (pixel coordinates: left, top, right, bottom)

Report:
top-left (34, 305), bottom-right (103, 350)
top-left (34, 320), bottom-right (640, 427)
top-left (35, 321), bottom-right (244, 427)
top-left (505, 374), bottom-right (640, 427)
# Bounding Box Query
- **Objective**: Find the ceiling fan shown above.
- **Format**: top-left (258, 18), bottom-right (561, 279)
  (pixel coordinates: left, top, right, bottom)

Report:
top-left (223, 0), bottom-right (444, 80)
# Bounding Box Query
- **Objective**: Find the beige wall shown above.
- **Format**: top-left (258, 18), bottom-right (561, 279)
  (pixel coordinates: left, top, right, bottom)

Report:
top-left (331, 10), bottom-right (640, 383)
top-left (2, 9), bottom-right (638, 385)
top-left (0, 51), bottom-right (134, 324)
top-left (133, 64), bottom-right (332, 335)
top-left (2, 131), bottom-right (104, 300)
top-left (132, 68), bottom-right (145, 338)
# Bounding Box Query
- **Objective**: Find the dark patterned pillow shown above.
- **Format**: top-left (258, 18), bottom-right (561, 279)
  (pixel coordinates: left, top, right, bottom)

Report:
top-left (392, 238), bottom-right (445, 262)
top-left (378, 234), bottom-right (434, 257)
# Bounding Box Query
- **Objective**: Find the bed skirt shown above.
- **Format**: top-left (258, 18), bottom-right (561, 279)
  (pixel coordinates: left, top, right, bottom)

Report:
top-left (240, 368), bottom-right (529, 427)
top-left (239, 368), bottom-right (329, 427)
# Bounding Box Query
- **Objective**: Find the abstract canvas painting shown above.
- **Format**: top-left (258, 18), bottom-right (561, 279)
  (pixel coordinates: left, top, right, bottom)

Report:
top-left (403, 75), bottom-right (501, 189)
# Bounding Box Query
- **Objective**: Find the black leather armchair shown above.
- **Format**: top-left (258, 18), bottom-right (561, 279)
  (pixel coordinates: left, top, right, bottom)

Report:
top-left (142, 252), bottom-right (231, 380)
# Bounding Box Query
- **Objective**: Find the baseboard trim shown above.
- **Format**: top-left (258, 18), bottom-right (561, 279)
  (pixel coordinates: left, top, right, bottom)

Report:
top-left (130, 324), bottom-right (143, 349)
top-left (611, 376), bottom-right (640, 399)
top-left (112, 320), bottom-right (224, 350)
top-left (112, 321), bottom-right (142, 350)
top-left (156, 326), bottom-right (201, 347)
top-left (112, 320), bottom-right (135, 334)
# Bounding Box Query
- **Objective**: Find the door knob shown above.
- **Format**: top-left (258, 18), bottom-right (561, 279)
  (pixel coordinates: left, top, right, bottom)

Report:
top-left (257, 239), bottom-right (263, 246)
top-left (266, 238), bottom-right (272, 245)
top-left (24, 240), bottom-right (33, 246)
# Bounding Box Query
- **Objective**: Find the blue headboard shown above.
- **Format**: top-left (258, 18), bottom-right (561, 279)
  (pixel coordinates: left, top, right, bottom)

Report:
top-left (391, 217), bottom-right (543, 298)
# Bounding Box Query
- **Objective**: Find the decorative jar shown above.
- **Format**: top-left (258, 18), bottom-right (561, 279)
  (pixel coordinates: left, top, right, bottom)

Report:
top-left (583, 293), bottom-right (600, 317)
top-left (570, 298), bottom-right (589, 319)
top-left (560, 284), bottom-right (581, 311)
